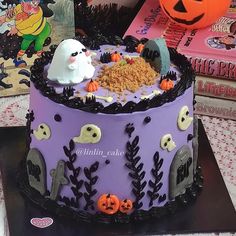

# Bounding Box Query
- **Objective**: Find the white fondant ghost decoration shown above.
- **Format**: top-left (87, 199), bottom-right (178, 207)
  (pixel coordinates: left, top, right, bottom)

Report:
top-left (160, 134), bottom-right (176, 152)
top-left (178, 106), bottom-right (193, 131)
top-left (47, 39), bottom-right (95, 85)
top-left (73, 124), bottom-right (101, 144)
top-left (33, 123), bottom-right (51, 141)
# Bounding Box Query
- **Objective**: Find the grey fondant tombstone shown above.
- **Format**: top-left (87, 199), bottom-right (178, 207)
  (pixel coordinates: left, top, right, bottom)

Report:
top-left (49, 160), bottom-right (69, 200)
top-left (141, 38), bottom-right (170, 75)
top-left (26, 148), bottom-right (47, 195)
top-left (192, 117), bottom-right (199, 174)
top-left (169, 145), bottom-right (193, 199)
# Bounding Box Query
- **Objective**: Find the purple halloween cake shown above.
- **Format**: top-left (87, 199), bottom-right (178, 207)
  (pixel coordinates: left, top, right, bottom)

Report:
top-left (20, 35), bottom-right (203, 223)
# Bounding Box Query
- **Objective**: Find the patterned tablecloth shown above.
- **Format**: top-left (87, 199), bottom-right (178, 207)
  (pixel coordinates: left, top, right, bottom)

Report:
top-left (0, 95), bottom-right (235, 236)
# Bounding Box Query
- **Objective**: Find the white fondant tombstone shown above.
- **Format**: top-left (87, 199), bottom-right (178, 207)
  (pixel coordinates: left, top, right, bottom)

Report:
top-left (169, 145), bottom-right (193, 199)
top-left (26, 148), bottom-right (46, 195)
top-left (192, 117), bottom-right (199, 174)
top-left (141, 38), bottom-right (170, 75)
top-left (47, 39), bottom-right (95, 85)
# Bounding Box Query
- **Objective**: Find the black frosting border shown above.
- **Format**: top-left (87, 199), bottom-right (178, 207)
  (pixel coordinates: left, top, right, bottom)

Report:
top-left (30, 35), bottom-right (195, 114)
top-left (17, 160), bottom-right (203, 224)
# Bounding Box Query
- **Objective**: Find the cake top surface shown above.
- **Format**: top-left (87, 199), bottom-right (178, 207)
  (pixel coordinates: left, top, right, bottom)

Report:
top-left (31, 35), bottom-right (194, 114)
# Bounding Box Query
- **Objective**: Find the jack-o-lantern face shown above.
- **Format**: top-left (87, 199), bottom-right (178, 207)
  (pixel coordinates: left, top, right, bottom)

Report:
top-left (119, 199), bottom-right (133, 214)
top-left (97, 194), bottom-right (120, 215)
top-left (160, 0), bottom-right (231, 29)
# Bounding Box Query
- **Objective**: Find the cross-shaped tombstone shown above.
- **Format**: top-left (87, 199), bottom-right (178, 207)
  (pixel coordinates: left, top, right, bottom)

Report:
top-left (49, 160), bottom-right (69, 200)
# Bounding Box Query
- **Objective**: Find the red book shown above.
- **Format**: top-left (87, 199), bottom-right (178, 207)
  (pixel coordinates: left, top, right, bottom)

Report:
top-left (125, 0), bottom-right (236, 80)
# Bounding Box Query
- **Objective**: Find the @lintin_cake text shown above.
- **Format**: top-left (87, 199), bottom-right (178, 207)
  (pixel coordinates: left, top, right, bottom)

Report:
top-left (76, 148), bottom-right (124, 158)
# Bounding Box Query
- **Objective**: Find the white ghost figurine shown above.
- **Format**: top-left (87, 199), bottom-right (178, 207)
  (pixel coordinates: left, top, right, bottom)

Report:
top-left (47, 39), bottom-right (95, 85)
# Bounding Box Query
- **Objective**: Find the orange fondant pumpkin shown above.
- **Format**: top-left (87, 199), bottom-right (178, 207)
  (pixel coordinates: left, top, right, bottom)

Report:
top-left (86, 79), bottom-right (99, 92)
top-left (119, 199), bottom-right (133, 214)
top-left (97, 194), bottom-right (120, 215)
top-left (111, 51), bottom-right (122, 62)
top-left (160, 0), bottom-right (231, 29)
top-left (160, 79), bottom-right (174, 91)
top-left (136, 43), bottom-right (145, 53)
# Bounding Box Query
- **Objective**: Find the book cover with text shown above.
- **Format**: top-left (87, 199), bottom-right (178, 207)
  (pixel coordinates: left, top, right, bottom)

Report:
top-left (125, 0), bottom-right (236, 80)
top-left (194, 95), bottom-right (236, 120)
top-left (195, 76), bottom-right (236, 101)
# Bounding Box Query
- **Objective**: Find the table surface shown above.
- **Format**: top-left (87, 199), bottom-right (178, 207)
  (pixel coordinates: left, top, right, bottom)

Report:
top-left (0, 95), bottom-right (235, 236)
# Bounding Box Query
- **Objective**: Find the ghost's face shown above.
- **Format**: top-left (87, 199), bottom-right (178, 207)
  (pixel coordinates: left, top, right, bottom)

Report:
top-left (58, 39), bottom-right (91, 67)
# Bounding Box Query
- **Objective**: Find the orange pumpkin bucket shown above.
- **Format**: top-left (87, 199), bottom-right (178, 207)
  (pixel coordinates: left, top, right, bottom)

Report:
top-left (160, 0), bottom-right (231, 29)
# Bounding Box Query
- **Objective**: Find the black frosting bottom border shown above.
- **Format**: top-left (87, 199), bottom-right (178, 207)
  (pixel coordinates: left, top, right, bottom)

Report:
top-left (17, 162), bottom-right (203, 224)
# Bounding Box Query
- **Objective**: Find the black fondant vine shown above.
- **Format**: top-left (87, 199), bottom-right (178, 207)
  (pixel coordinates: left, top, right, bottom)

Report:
top-left (147, 151), bottom-right (163, 207)
top-left (125, 136), bottom-right (147, 209)
top-left (30, 35), bottom-right (195, 114)
top-left (18, 161), bottom-right (203, 224)
top-left (83, 161), bottom-right (99, 211)
top-left (62, 140), bottom-right (84, 208)
top-left (25, 110), bottom-right (34, 153)
top-left (125, 123), bottom-right (135, 138)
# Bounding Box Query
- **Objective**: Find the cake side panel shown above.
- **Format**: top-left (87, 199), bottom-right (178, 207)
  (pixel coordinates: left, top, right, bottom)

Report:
top-left (28, 82), bottom-right (194, 213)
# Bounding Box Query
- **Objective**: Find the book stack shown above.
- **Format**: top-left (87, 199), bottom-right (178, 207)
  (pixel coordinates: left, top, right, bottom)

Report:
top-left (125, 0), bottom-right (236, 120)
